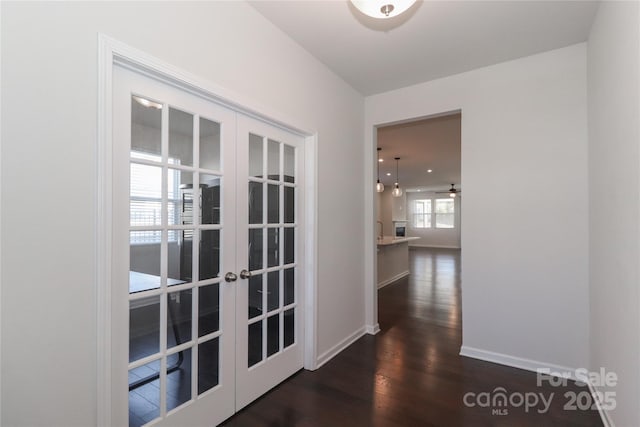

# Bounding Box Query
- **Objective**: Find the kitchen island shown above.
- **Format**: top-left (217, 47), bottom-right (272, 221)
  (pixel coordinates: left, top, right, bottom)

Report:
top-left (377, 236), bottom-right (419, 288)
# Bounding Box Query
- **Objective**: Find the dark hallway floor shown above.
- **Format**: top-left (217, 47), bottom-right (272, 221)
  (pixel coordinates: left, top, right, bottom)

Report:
top-left (222, 247), bottom-right (603, 426)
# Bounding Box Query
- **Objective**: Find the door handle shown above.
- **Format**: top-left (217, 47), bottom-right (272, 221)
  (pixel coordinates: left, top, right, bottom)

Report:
top-left (225, 272), bottom-right (238, 282)
top-left (240, 269), bottom-right (252, 280)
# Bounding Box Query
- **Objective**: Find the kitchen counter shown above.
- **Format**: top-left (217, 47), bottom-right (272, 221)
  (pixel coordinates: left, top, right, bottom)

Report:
top-left (377, 236), bottom-right (419, 246)
top-left (377, 236), bottom-right (418, 288)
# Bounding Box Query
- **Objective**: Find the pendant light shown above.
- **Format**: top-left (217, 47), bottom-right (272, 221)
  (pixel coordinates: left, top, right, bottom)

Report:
top-left (376, 148), bottom-right (385, 193)
top-left (392, 157), bottom-right (403, 197)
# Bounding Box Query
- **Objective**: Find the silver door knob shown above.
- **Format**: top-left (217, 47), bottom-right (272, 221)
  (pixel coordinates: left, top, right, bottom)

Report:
top-left (240, 269), bottom-right (252, 279)
top-left (225, 272), bottom-right (238, 282)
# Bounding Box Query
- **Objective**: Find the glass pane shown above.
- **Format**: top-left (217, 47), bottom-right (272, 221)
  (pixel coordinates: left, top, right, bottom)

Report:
top-left (284, 268), bottom-right (294, 306)
top-left (284, 308), bottom-right (295, 349)
top-left (248, 229), bottom-right (263, 271)
top-left (435, 199), bottom-right (454, 213)
top-left (267, 228), bottom-right (279, 267)
top-left (198, 338), bottom-right (219, 394)
top-left (130, 231), bottom-right (161, 293)
top-left (169, 107), bottom-right (193, 166)
top-left (436, 213), bottom-right (454, 229)
top-left (283, 145), bottom-right (295, 183)
top-left (284, 186), bottom-right (294, 224)
top-left (248, 274), bottom-right (263, 319)
top-left (248, 182), bottom-right (263, 224)
top-left (129, 360), bottom-right (160, 427)
top-left (130, 163), bottom-right (162, 227)
top-left (199, 117), bottom-right (221, 171)
top-left (267, 315), bottom-right (279, 357)
top-left (131, 95), bottom-right (161, 159)
top-left (200, 174), bottom-right (221, 225)
top-left (267, 271), bottom-right (279, 312)
top-left (167, 289), bottom-right (192, 348)
top-left (248, 321), bottom-right (263, 367)
top-left (199, 284), bottom-right (220, 337)
top-left (249, 134), bottom-right (263, 178)
top-left (129, 296), bottom-right (160, 362)
top-left (267, 139), bottom-right (280, 180)
top-left (167, 348), bottom-right (191, 411)
top-left (267, 184), bottom-right (279, 224)
top-left (168, 169), bottom-right (193, 226)
top-left (199, 230), bottom-right (220, 280)
top-left (168, 230), bottom-right (192, 286)
top-left (284, 228), bottom-right (294, 265)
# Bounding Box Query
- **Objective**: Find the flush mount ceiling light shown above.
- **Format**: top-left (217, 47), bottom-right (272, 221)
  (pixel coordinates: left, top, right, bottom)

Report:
top-left (376, 148), bottom-right (385, 193)
top-left (351, 0), bottom-right (416, 19)
top-left (392, 157), bottom-right (403, 197)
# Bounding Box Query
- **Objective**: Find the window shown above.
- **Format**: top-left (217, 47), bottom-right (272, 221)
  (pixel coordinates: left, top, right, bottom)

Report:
top-left (412, 199), bottom-right (432, 228)
top-left (130, 151), bottom-right (183, 244)
top-left (435, 198), bottom-right (455, 228)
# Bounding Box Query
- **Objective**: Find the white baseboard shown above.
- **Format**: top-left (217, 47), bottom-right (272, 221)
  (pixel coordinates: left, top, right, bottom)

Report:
top-left (377, 270), bottom-right (409, 289)
top-left (461, 346), bottom-right (614, 425)
top-left (459, 345), bottom-right (579, 380)
top-left (365, 323), bottom-right (380, 335)
top-left (316, 327), bottom-right (367, 369)
top-left (587, 381), bottom-right (615, 427)
top-left (409, 244), bottom-right (460, 249)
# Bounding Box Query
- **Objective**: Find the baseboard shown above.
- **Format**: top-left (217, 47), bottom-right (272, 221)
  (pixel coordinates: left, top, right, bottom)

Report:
top-left (409, 244), bottom-right (460, 249)
top-left (587, 381), bottom-right (615, 427)
top-left (377, 270), bottom-right (409, 289)
top-left (459, 345), bottom-right (579, 380)
top-left (316, 327), bottom-right (367, 369)
top-left (365, 323), bottom-right (380, 335)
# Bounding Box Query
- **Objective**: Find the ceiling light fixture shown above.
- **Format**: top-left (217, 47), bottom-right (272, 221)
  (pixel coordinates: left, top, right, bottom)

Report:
top-left (427, 169), bottom-right (433, 173)
top-left (376, 148), bottom-right (385, 193)
top-left (351, 0), bottom-right (416, 19)
top-left (392, 157), bottom-right (403, 197)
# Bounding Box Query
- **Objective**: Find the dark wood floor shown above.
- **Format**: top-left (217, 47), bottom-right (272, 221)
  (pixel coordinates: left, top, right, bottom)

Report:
top-left (223, 247), bottom-right (603, 427)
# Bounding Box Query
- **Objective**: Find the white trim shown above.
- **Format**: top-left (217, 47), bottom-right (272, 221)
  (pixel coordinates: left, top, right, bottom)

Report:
top-left (96, 33), bottom-right (114, 427)
top-left (365, 324), bottom-right (380, 335)
top-left (315, 327), bottom-right (367, 369)
top-left (303, 134), bottom-right (319, 371)
top-left (96, 33), bottom-right (318, 424)
top-left (587, 381), bottom-right (615, 427)
top-left (408, 244), bottom-right (460, 249)
top-left (377, 270), bottom-right (410, 289)
top-left (459, 345), bottom-right (580, 381)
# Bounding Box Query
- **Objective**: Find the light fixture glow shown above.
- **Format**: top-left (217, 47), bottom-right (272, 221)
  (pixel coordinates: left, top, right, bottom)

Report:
top-left (133, 95), bottom-right (162, 109)
top-left (449, 192), bottom-right (456, 198)
top-left (378, 158), bottom-right (384, 162)
top-left (392, 157), bottom-right (403, 197)
top-left (351, 0), bottom-right (417, 19)
top-left (427, 169), bottom-right (433, 173)
top-left (376, 147), bottom-right (385, 193)
top-left (386, 173), bottom-right (391, 176)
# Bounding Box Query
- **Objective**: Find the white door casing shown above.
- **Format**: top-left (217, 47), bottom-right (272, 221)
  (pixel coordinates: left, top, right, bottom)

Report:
top-left (97, 35), bottom-right (317, 427)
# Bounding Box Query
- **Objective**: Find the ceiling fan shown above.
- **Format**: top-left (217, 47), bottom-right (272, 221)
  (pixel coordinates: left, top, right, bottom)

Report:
top-left (436, 184), bottom-right (461, 198)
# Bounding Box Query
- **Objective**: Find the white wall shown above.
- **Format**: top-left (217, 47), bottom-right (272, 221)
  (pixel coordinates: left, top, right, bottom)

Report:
top-left (365, 44), bottom-right (589, 371)
top-left (0, 2), bottom-right (364, 425)
top-left (588, 2), bottom-right (640, 426)
top-left (405, 192), bottom-right (461, 248)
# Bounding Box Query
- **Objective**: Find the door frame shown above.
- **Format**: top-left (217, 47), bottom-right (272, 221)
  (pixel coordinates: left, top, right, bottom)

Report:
top-left (96, 34), bottom-right (318, 426)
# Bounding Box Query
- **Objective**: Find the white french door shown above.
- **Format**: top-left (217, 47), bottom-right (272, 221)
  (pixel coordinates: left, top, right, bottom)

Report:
top-left (112, 65), bottom-right (304, 427)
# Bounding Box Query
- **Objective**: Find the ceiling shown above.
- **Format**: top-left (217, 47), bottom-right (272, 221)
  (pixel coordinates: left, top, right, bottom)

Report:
top-left (377, 113), bottom-right (460, 192)
top-left (250, 0), bottom-right (599, 96)
top-left (250, 1), bottom-right (597, 191)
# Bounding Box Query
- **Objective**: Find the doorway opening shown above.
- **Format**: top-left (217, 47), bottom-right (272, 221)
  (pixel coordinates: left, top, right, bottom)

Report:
top-left (373, 112), bottom-right (462, 332)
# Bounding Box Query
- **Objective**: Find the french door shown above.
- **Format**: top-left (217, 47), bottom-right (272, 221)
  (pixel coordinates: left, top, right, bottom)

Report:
top-left (112, 65), bottom-right (304, 426)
